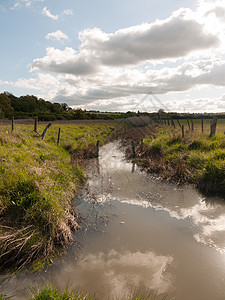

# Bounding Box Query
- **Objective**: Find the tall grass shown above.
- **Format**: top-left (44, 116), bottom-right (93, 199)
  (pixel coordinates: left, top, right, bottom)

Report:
top-left (0, 123), bottom-right (115, 270)
top-left (29, 285), bottom-right (97, 300)
top-left (29, 285), bottom-right (168, 300)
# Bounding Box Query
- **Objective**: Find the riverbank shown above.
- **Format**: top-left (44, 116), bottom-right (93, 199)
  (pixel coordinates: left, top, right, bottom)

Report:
top-left (0, 122), bottom-right (115, 271)
top-left (122, 124), bottom-right (225, 198)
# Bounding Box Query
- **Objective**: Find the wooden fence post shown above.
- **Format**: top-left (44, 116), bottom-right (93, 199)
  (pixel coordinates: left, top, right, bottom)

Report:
top-left (34, 116), bottom-right (38, 133)
top-left (57, 128), bottom-right (61, 146)
top-left (41, 123), bottom-right (52, 140)
top-left (210, 118), bottom-right (217, 137)
top-left (12, 116), bottom-right (14, 132)
top-left (201, 119), bottom-right (204, 133)
top-left (187, 119), bottom-right (190, 131)
top-left (177, 119), bottom-right (182, 129)
top-left (182, 125), bottom-right (184, 138)
top-left (131, 141), bottom-right (136, 158)
top-left (191, 120), bottom-right (194, 132)
top-left (95, 140), bottom-right (99, 157)
top-left (171, 120), bottom-right (175, 128)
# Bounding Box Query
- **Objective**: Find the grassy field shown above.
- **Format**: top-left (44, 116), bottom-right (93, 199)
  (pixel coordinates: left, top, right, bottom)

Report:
top-left (0, 121), bottom-right (115, 271)
top-left (129, 119), bottom-right (225, 198)
top-left (173, 118), bottom-right (225, 135)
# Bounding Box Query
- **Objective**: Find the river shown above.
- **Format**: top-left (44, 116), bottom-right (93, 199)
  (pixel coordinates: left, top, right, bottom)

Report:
top-left (1, 142), bottom-right (225, 299)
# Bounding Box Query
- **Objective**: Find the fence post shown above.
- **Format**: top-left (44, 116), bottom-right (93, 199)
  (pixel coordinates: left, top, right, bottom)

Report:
top-left (191, 120), bottom-right (194, 132)
top-left (171, 120), bottom-right (175, 128)
top-left (187, 119), bottom-right (190, 131)
top-left (131, 141), bottom-right (136, 158)
top-left (182, 125), bottom-right (184, 138)
top-left (57, 128), bottom-right (61, 146)
top-left (210, 118), bottom-right (217, 137)
top-left (41, 123), bottom-right (52, 140)
top-left (12, 116), bottom-right (14, 132)
top-left (201, 119), bottom-right (204, 133)
top-left (95, 140), bottom-right (99, 157)
top-left (34, 116), bottom-right (38, 133)
top-left (177, 119), bottom-right (182, 129)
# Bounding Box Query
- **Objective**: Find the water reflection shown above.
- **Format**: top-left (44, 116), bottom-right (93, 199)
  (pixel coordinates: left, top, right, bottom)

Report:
top-left (56, 250), bottom-right (173, 298)
top-left (93, 142), bottom-right (225, 256)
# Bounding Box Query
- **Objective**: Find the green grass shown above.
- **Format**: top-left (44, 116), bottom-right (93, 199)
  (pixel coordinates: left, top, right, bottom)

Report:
top-left (29, 285), bottom-right (97, 300)
top-left (28, 285), bottom-right (167, 300)
top-left (0, 122), bottom-right (116, 270)
top-left (136, 122), bottom-right (225, 197)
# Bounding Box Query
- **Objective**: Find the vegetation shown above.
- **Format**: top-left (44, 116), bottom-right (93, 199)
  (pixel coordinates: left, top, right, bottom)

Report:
top-left (29, 285), bottom-right (97, 300)
top-left (0, 92), bottom-right (127, 121)
top-left (125, 120), bottom-right (225, 198)
top-left (0, 122), bottom-right (115, 271)
top-left (28, 285), bottom-right (167, 300)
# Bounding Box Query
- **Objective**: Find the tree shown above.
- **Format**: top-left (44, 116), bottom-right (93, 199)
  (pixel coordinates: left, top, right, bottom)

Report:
top-left (0, 93), bottom-right (14, 117)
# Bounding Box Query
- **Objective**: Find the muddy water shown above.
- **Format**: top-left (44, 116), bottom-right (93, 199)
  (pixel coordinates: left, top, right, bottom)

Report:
top-left (2, 142), bottom-right (225, 299)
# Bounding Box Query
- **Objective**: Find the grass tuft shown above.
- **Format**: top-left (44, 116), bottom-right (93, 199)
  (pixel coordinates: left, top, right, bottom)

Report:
top-left (29, 285), bottom-right (98, 300)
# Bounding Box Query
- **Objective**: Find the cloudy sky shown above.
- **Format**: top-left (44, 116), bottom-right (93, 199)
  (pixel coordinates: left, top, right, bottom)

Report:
top-left (1, 0), bottom-right (225, 112)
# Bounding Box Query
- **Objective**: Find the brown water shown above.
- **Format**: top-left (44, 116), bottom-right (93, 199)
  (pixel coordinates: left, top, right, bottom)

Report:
top-left (1, 142), bottom-right (225, 299)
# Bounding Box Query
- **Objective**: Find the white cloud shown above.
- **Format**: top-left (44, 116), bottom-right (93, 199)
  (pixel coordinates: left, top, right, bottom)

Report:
top-left (1, 73), bottom-right (61, 92)
top-left (63, 9), bottom-right (73, 15)
top-left (11, 0), bottom-right (44, 9)
top-left (32, 8), bottom-right (219, 76)
top-left (42, 59), bottom-right (225, 102)
top-left (33, 47), bottom-right (97, 75)
top-left (42, 7), bottom-right (58, 20)
top-left (45, 30), bottom-right (68, 41)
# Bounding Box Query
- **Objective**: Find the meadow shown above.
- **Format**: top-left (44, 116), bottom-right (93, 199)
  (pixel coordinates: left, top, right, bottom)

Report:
top-left (131, 118), bottom-right (225, 198)
top-left (0, 121), bottom-right (115, 271)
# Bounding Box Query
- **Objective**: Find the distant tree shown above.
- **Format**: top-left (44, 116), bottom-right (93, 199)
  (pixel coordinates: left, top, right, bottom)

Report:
top-left (0, 93), bottom-right (14, 117)
top-left (61, 103), bottom-right (70, 111)
top-left (158, 108), bottom-right (165, 114)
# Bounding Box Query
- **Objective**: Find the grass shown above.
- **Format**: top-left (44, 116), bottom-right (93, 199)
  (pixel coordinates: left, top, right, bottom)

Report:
top-left (0, 122), bottom-right (115, 271)
top-left (28, 285), bottom-right (168, 300)
top-left (29, 285), bottom-right (98, 300)
top-left (121, 119), bottom-right (225, 198)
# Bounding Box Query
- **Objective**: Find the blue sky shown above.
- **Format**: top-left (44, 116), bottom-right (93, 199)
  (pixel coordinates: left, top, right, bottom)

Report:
top-left (1, 0), bottom-right (225, 112)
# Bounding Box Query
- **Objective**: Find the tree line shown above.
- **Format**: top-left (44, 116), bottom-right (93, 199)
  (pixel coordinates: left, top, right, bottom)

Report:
top-left (0, 92), bottom-right (124, 121)
top-left (0, 92), bottom-right (224, 121)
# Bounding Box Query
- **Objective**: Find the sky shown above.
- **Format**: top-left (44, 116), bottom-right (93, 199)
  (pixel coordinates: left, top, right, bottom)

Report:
top-left (1, 0), bottom-right (225, 113)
